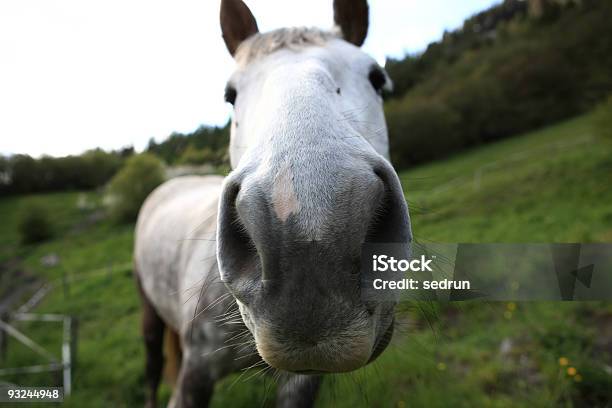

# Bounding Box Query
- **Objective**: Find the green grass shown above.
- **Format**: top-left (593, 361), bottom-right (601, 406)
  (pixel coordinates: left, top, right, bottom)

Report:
top-left (402, 114), bottom-right (612, 242)
top-left (1, 112), bottom-right (611, 407)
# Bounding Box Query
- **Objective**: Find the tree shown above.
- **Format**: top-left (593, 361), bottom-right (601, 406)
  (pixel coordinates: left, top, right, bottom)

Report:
top-left (106, 154), bottom-right (165, 222)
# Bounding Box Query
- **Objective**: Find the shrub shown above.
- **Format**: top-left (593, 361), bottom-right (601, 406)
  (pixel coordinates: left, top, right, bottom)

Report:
top-left (106, 154), bottom-right (165, 222)
top-left (386, 99), bottom-right (462, 169)
top-left (445, 75), bottom-right (512, 145)
top-left (19, 203), bottom-right (54, 244)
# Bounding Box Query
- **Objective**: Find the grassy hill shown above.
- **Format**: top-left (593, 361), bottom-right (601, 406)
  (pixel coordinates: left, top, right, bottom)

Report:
top-left (0, 111), bottom-right (611, 406)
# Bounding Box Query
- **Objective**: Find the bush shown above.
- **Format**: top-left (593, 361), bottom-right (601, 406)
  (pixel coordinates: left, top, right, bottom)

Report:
top-left (19, 203), bottom-right (54, 244)
top-left (106, 154), bottom-right (165, 222)
top-left (386, 99), bottom-right (462, 169)
top-left (445, 75), bottom-right (512, 145)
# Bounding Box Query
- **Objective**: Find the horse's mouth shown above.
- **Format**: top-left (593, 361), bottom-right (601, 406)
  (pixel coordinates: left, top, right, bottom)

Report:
top-left (279, 319), bottom-right (395, 375)
top-left (293, 369), bottom-right (327, 375)
top-left (367, 317), bottom-right (395, 364)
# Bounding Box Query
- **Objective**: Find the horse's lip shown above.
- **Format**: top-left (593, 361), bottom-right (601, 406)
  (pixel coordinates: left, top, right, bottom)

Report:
top-left (284, 321), bottom-right (394, 375)
top-left (292, 369), bottom-right (327, 375)
top-left (367, 317), bottom-right (394, 364)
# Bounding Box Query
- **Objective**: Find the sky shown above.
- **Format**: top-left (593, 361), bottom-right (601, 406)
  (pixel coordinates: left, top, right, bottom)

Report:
top-left (0, 0), bottom-right (499, 157)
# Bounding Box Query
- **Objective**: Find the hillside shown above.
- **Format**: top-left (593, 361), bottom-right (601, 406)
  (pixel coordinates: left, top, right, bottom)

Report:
top-left (385, 0), bottom-right (612, 168)
top-left (1, 111), bottom-right (610, 406)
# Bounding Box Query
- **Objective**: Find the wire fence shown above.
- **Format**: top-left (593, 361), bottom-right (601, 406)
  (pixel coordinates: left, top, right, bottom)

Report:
top-left (0, 261), bottom-right (132, 395)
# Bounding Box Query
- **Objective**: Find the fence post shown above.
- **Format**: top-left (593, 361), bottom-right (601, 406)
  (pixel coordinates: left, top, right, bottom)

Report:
top-left (62, 317), bottom-right (72, 396)
top-left (70, 317), bottom-right (79, 373)
top-left (0, 311), bottom-right (8, 363)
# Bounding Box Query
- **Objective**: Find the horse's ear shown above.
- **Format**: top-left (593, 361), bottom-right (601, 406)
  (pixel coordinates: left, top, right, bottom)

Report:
top-left (220, 0), bottom-right (259, 56)
top-left (333, 0), bottom-right (369, 47)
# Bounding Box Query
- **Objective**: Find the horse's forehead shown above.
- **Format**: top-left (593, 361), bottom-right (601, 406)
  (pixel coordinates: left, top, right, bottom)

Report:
top-left (234, 28), bottom-right (339, 66)
top-left (237, 40), bottom-right (361, 81)
top-left (228, 37), bottom-right (389, 167)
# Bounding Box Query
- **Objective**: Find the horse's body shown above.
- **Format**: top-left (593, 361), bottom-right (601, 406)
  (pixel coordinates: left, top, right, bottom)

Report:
top-left (136, 176), bottom-right (222, 337)
top-left (136, 176), bottom-right (322, 407)
top-left (135, 1), bottom-right (411, 407)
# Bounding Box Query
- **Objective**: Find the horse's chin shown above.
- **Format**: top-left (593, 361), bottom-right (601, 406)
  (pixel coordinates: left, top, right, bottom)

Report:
top-left (235, 296), bottom-right (396, 373)
top-left (367, 317), bottom-right (394, 364)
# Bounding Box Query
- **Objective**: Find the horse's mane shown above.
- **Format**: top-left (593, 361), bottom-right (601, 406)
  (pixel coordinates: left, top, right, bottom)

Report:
top-left (235, 27), bottom-right (339, 66)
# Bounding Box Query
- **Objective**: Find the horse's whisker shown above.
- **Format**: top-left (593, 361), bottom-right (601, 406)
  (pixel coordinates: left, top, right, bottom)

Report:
top-left (189, 292), bottom-right (233, 325)
top-left (242, 365), bottom-right (271, 383)
top-left (234, 350), bottom-right (261, 361)
top-left (241, 359), bottom-right (267, 371)
top-left (201, 339), bottom-right (256, 358)
top-left (224, 330), bottom-right (252, 344)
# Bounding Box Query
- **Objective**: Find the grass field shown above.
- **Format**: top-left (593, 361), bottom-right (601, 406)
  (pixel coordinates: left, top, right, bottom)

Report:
top-left (1, 112), bottom-right (611, 407)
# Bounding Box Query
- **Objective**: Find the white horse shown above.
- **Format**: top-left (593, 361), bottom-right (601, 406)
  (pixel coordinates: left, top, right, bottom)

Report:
top-left (134, 0), bottom-right (412, 406)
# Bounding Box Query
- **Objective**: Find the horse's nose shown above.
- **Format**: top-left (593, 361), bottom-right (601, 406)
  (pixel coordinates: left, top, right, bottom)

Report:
top-left (216, 157), bottom-right (410, 372)
top-left (216, 158), bottom-right (411, 300)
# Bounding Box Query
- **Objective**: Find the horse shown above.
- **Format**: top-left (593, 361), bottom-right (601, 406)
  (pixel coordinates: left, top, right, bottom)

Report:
top-left (134, 0), bottom-right (412, 406)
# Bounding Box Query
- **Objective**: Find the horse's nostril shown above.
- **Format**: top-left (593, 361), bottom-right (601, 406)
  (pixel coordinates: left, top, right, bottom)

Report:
top-left (224, 185), bottom-right (252, 249)
top-left (217, 180), bottom-right (260, 287)
top-left (365, 177), bottom-right (392, 243)
top-left (365, 164), bottom-right (412, 244)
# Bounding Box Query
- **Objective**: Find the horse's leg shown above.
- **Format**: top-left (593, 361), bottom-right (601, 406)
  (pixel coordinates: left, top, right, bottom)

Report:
top-left (169, 349), bottom-right (215, 408)
top-left (136, 278), bottom-right (165, 408)
top-left (275, 374), bottom-right (322, 408)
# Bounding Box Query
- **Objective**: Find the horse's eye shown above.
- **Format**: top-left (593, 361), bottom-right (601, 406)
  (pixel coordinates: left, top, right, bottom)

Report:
top-left (368, 67), bottom-right (387, 95)
top-left (225, 86), bottom-right (237, 105)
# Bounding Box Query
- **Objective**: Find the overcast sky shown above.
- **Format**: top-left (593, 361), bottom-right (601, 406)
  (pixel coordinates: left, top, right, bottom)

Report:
top-left (0, 0), bottom-right (499, 157)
